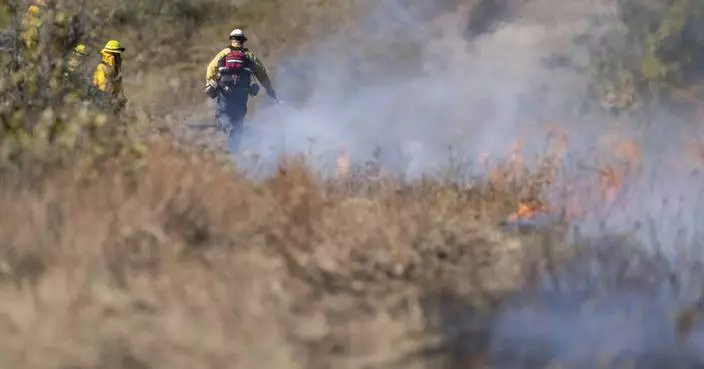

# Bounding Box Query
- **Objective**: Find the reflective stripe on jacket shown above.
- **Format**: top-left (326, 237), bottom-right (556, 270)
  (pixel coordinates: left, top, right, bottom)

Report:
top-left (205, 46), bottom-right (273, 93)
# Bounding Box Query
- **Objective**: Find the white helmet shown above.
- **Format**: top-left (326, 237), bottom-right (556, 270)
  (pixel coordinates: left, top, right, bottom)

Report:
top-left (229, 28), bottom-right (247, 42)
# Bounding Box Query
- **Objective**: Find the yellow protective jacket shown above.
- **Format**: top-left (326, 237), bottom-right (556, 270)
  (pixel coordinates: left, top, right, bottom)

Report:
top-left (21, 4), bottom-right (44, 50)
top-left (205, 46), bottom-right (276, 98)
top-left (22, 3), bottom-right (69, 51)
top-left (92, 52), bottom-right (123, 96)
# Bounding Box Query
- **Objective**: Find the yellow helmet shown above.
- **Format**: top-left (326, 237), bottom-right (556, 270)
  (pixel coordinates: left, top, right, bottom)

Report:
top-left (101, 40), bottom-right (125, 54)
top-left (73, 43), bottom-right (88, 55)
top-left (28, 5), bottom-right (41, 15)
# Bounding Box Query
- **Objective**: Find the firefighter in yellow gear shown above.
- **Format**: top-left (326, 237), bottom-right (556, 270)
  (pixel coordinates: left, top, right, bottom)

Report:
top-left (63, 43), bottom-right (90, 99)
top-left (204, 28), bottom-right (278, 152)
top-left (92, 40), bottom-right (127, 114)
top-left (21, 0), bottom-right (68, 54)
top-left (21, 0), bottom-right (47, 51)
top-left (66, 43), bottom-right (88, 73)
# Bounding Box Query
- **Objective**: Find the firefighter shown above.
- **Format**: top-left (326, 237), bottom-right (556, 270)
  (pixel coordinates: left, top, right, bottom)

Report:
top-left (21, 0), bottom-right (69, 54)
top-left (66, 43), bottom-right (88, 73)
top-left (63, 43), bottom-right (91, 100)
top-left (21, 0), bottom-right (48, 52)
top-left (64, 42), bottom-right (89, 82)
top-left (92, 39), bottom-right (127, 114)
top-left (204, 28), bottom-right (279, 152)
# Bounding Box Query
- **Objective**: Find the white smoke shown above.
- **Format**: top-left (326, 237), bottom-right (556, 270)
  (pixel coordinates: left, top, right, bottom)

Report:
top-left (226, 0), bottom-right (704, 365)
top-left (234, 0), bottom-right (704, 247)
top-left (237, 0), bottom-right (704, 249)
top-left (237, 0), bottom-right (608, 176)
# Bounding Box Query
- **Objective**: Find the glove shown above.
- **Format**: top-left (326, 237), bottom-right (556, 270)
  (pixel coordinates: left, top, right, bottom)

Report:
top-left (205, 80), bottom-right (218, 99)
top-left (248, 83), bottom-right (260, 97)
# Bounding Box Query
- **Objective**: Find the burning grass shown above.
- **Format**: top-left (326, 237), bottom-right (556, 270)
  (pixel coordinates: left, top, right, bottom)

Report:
top-left (2, 133), bottom-right (704, 368)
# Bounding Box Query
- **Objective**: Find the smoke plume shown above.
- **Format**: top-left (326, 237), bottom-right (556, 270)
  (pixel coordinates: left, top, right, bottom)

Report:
top-left (232, 0), bottom-right (704, 366)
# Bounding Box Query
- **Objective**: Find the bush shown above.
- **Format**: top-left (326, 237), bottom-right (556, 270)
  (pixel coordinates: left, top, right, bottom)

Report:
top-left (594, 0), bottom-right (704, 109)
top-left (0, 0), bottom-right (143, 178)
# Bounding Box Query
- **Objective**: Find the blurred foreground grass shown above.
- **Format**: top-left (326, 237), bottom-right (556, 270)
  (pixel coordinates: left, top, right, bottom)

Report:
top-left (2, 133), bottom-right (703, 368)
top-left (0, 142), bottom-right (544, 369)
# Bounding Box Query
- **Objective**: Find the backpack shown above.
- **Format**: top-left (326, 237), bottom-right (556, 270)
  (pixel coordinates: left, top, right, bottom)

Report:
top-left (218, 47), bottom-right (252, 87)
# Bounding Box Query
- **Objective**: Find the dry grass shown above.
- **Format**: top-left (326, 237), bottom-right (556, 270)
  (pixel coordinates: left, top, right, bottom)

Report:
top-left (5, 0), bottom-right (704, 367)
top-left (86, 0), bottom-right (380, 112)
top-left (0, 140), bottom-right (552, 369)
top-left (3, 136), bottom-right (703, 368)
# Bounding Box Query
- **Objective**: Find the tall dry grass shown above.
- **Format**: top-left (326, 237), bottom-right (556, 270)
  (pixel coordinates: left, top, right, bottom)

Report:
top-left (3, 0), bottom-right (704, 367)
top-left (0, 140), bottom-right (555, 369)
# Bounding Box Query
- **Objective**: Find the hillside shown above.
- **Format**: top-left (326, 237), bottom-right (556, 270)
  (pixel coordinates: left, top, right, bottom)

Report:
top-left (2, 0), bottom-right (704, 368)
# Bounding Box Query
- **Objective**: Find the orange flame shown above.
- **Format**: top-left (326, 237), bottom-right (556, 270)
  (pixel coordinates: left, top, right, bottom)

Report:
top-left (337, 144), bottom-right (350, 178)
top-left (506, 199), bottom-right (550, 222)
